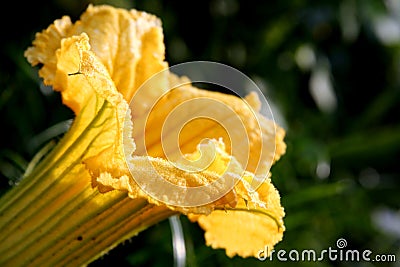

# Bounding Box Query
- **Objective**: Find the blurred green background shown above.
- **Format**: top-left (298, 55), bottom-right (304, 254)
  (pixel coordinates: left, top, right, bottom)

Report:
top-left (1, 0), bottom-right (399, 266)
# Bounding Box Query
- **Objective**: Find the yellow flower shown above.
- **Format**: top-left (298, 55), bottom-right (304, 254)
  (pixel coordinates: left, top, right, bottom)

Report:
top-left (0, 4), bottom-right (286, 266)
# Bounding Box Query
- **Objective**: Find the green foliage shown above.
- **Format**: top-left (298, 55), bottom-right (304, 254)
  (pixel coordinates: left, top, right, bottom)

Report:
top-left (1, 0), bottom-right (399, 266)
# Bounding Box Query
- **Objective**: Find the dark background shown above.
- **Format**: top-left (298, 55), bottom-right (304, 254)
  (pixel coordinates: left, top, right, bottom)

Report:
top-left (0, 0), bottom-right (399, 266)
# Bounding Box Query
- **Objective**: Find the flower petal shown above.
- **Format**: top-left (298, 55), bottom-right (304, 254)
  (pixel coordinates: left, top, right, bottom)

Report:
top-left (186, 140), bottom-right (285, 258)
top-left (25, 4), bottom-right (168, 102)
top-left (24, 15), bottom-right (72, 86)
top-left (56, 34), bottom-right (136, 189)
top-left (133, 73), bottom-right (286, 181)
top-left (69, 4), bottom-right (168, 101)
top-left (192, 206), bottom-right (284, 258)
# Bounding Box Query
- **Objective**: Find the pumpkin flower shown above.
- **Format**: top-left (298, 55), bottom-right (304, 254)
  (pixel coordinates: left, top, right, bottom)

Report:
top-left (0, 4), bottom-right (286, 266)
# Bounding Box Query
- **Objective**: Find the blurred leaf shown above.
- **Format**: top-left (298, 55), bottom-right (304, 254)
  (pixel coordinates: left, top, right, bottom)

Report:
top-left (282, 180), bottom-right (350, 209)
